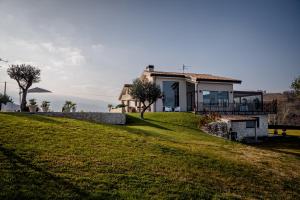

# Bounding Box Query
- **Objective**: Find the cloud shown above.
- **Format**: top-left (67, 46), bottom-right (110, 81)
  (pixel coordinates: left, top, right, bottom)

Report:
top-left (0, 36), bottom-right (120, 102)
top-left (0, 36), bottom-right (89, 95)
top-left (8, 39), bottom-right (86, 67)
top-left (0, 37), bottom-right (87, 80)
top-left (41, 42), bottom-right (85, 65)
top-left (91, 43), bottom-right (104, 52)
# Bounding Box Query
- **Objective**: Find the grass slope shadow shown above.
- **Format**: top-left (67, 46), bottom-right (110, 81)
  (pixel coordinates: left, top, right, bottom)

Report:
top-left (0, 144), bottom-right (118, 200)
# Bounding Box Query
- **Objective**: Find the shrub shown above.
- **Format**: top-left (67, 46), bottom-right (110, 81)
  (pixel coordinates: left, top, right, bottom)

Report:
top-left (198, 112), bottom-right (221, 128)
top-left (0, 93), bottom-right (13, 105)
top-left (28, 99), bottom-right (37, 106)
top-left (116, 104), bottom-right (126, 108)
top-left (62, 101), bottom-right (76, 112)
top-left (41, 101), bottom-right (50, 108)
top-left (198, 115), bottom-right (212, 128)
top-left (209, 112), bottom-right (221, 121)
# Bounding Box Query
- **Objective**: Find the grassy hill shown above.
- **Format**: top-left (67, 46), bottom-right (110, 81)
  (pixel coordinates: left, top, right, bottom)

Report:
top-left (0, 112), bottom-right (299, 199)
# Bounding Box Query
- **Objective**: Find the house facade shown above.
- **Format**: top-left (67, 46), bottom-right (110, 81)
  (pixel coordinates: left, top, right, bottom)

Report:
top-left (119, 65), bottom-right (275, 114)
top-left (119, 65), bottom-right (241, 112)
top-left (118, 65), bottom-right (276, 140)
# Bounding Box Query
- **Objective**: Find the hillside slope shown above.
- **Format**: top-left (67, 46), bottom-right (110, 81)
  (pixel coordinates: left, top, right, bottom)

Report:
top-left (0, 113), bottom-right (299, 199)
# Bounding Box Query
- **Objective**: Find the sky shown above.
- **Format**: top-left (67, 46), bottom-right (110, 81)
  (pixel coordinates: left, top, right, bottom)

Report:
top-left (0, 0), bottom-right (299, 110)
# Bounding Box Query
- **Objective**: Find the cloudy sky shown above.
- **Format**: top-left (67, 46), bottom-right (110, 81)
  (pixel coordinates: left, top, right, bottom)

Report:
top-left (0, 0), bottom-right (299, 109)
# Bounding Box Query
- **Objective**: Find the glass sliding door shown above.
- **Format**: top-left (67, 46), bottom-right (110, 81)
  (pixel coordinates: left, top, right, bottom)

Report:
top-left (162, 81), bottom-right (179, 110)
top-left (203, 91), bottom-right (229, 106)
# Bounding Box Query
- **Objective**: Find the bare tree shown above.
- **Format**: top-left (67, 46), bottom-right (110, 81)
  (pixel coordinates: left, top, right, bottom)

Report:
top-left (129, 78), bottom-right (161, 119)
top-left (7, 64), bottom-right (41, 111)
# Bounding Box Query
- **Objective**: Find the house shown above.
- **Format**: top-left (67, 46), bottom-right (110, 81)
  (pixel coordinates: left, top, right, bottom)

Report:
top-left (118, 65), bottom-right (277, 140)
top-left (119, 65), bottom-right (242, 112)
top-left (119, 65), bottom-right (276, 113)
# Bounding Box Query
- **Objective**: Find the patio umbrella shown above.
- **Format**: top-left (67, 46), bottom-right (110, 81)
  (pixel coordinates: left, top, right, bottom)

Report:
top-left (19, 87), bottom-right (52, 110)
top-left (28, 87), bottom-right (52, 93)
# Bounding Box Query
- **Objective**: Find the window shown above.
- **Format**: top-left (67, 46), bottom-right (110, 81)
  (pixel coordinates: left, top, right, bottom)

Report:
top-left (163, 81), bottom-right (179, 108)
top-left (203, 91), bottom-right (229, 106)
top-left (246, 121), bottom-right (256, 128)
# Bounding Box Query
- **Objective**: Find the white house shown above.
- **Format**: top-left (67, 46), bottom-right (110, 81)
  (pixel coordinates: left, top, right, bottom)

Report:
top-left (118, 65), bottom-right (276, 140)
top-left (119, 65), bottom-right (267, 113)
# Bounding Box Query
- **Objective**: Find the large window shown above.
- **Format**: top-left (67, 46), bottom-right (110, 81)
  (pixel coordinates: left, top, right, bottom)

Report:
top-left (203, 91), bottom-right (229, 106)
top-left (246, 118), bottom-right (259, 128)
top-left (163, 81), bottom-right (179, 108)
top-left (246, 121), bottom-right (256, 128)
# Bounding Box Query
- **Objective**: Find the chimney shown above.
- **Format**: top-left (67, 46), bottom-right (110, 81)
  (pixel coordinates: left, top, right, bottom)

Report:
top-left (146, 65), bottom-right (154, 72)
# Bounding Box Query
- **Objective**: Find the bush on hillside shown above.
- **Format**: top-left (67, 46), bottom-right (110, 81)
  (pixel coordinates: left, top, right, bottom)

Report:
top-left (198, 112), bottom-right (221, 128)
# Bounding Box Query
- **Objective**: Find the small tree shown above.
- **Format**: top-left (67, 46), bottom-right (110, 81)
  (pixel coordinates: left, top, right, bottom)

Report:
top-left (129, 78), bottom-right (161, 119)
top-left (291, 76), bottom-right (300, 96)
top-left (107, 104), bottom-right (113, 112)
top-left (62, 101), bottom-right (76, 112)
top-left (7, 64), bottom-right (41, 111)
top-left (0, 93), bottom-right (13, 110)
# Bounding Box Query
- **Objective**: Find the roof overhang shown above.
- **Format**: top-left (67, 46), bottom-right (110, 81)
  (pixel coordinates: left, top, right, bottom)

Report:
top-left (197, 78), bottom-right (242, 84)
top-left (233, 90), bottom-right (263, 98)
top-left (221, 115), bottom-right (257, 122)
top-left (150, 74), bottom-right (186, 78)
top-left (149, 73), bottom-right (241, 84)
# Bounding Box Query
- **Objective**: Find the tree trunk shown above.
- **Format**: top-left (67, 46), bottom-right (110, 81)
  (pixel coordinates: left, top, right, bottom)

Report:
top-left (140, 108), bottom-right (146, 119)
top-left (140, 102), bottom-right (153, 119)
top-left (21, 89), bottom-right (28, 112)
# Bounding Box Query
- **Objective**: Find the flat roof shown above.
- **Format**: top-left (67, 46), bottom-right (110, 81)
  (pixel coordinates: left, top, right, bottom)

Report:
top-left (221, 115), bottom-right (257, 122)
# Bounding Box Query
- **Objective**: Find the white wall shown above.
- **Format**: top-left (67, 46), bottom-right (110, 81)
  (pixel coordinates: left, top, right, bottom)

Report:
top-left (230, 115), bottom-right (268, 140)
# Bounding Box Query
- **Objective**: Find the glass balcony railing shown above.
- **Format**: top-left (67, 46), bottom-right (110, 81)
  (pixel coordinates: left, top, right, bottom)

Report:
top-left (196, 102), bottom-right (277, 115)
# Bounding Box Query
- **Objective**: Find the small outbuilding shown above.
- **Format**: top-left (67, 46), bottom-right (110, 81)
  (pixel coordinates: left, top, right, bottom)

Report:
top-left (221, 115), bottom-right (268, 141)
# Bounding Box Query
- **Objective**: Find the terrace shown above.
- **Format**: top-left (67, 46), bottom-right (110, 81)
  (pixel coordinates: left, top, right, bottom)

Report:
top-left (196, 91), bottom-right (277, 115)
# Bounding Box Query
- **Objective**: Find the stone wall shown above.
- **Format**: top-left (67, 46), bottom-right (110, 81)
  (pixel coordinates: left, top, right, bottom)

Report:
top-left (37, 112), bottom-right (126, 125)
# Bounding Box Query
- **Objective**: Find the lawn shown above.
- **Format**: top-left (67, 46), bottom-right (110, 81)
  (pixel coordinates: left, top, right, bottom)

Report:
top-left (269, 129), bottom-right (300, 136)
top-left (0, 112), bottom-right (299, 199)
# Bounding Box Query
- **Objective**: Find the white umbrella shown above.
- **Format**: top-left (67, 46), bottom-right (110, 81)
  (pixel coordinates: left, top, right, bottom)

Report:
top-left (19, 87), bottom-right (52, 110)
top-left (28, 87), bottom-right (52, 93)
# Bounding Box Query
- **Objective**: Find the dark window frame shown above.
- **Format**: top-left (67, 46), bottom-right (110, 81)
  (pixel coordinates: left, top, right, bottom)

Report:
top-left (246, 120), bottom-right (256, 128)
top-left (255, 117), bottom-right (260, 128)
top-left (162, 81), bottom-right (180, 109)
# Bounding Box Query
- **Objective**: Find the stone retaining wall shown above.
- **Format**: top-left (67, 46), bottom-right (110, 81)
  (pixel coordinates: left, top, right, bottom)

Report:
top-left (37, 112), bottom-right (126, 125)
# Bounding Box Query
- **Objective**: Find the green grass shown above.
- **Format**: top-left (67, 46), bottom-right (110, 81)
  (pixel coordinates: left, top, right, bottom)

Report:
top-left (0, 112), bottom-right (299, 199)
top-left (269, 129), bottom-right (300, 136)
